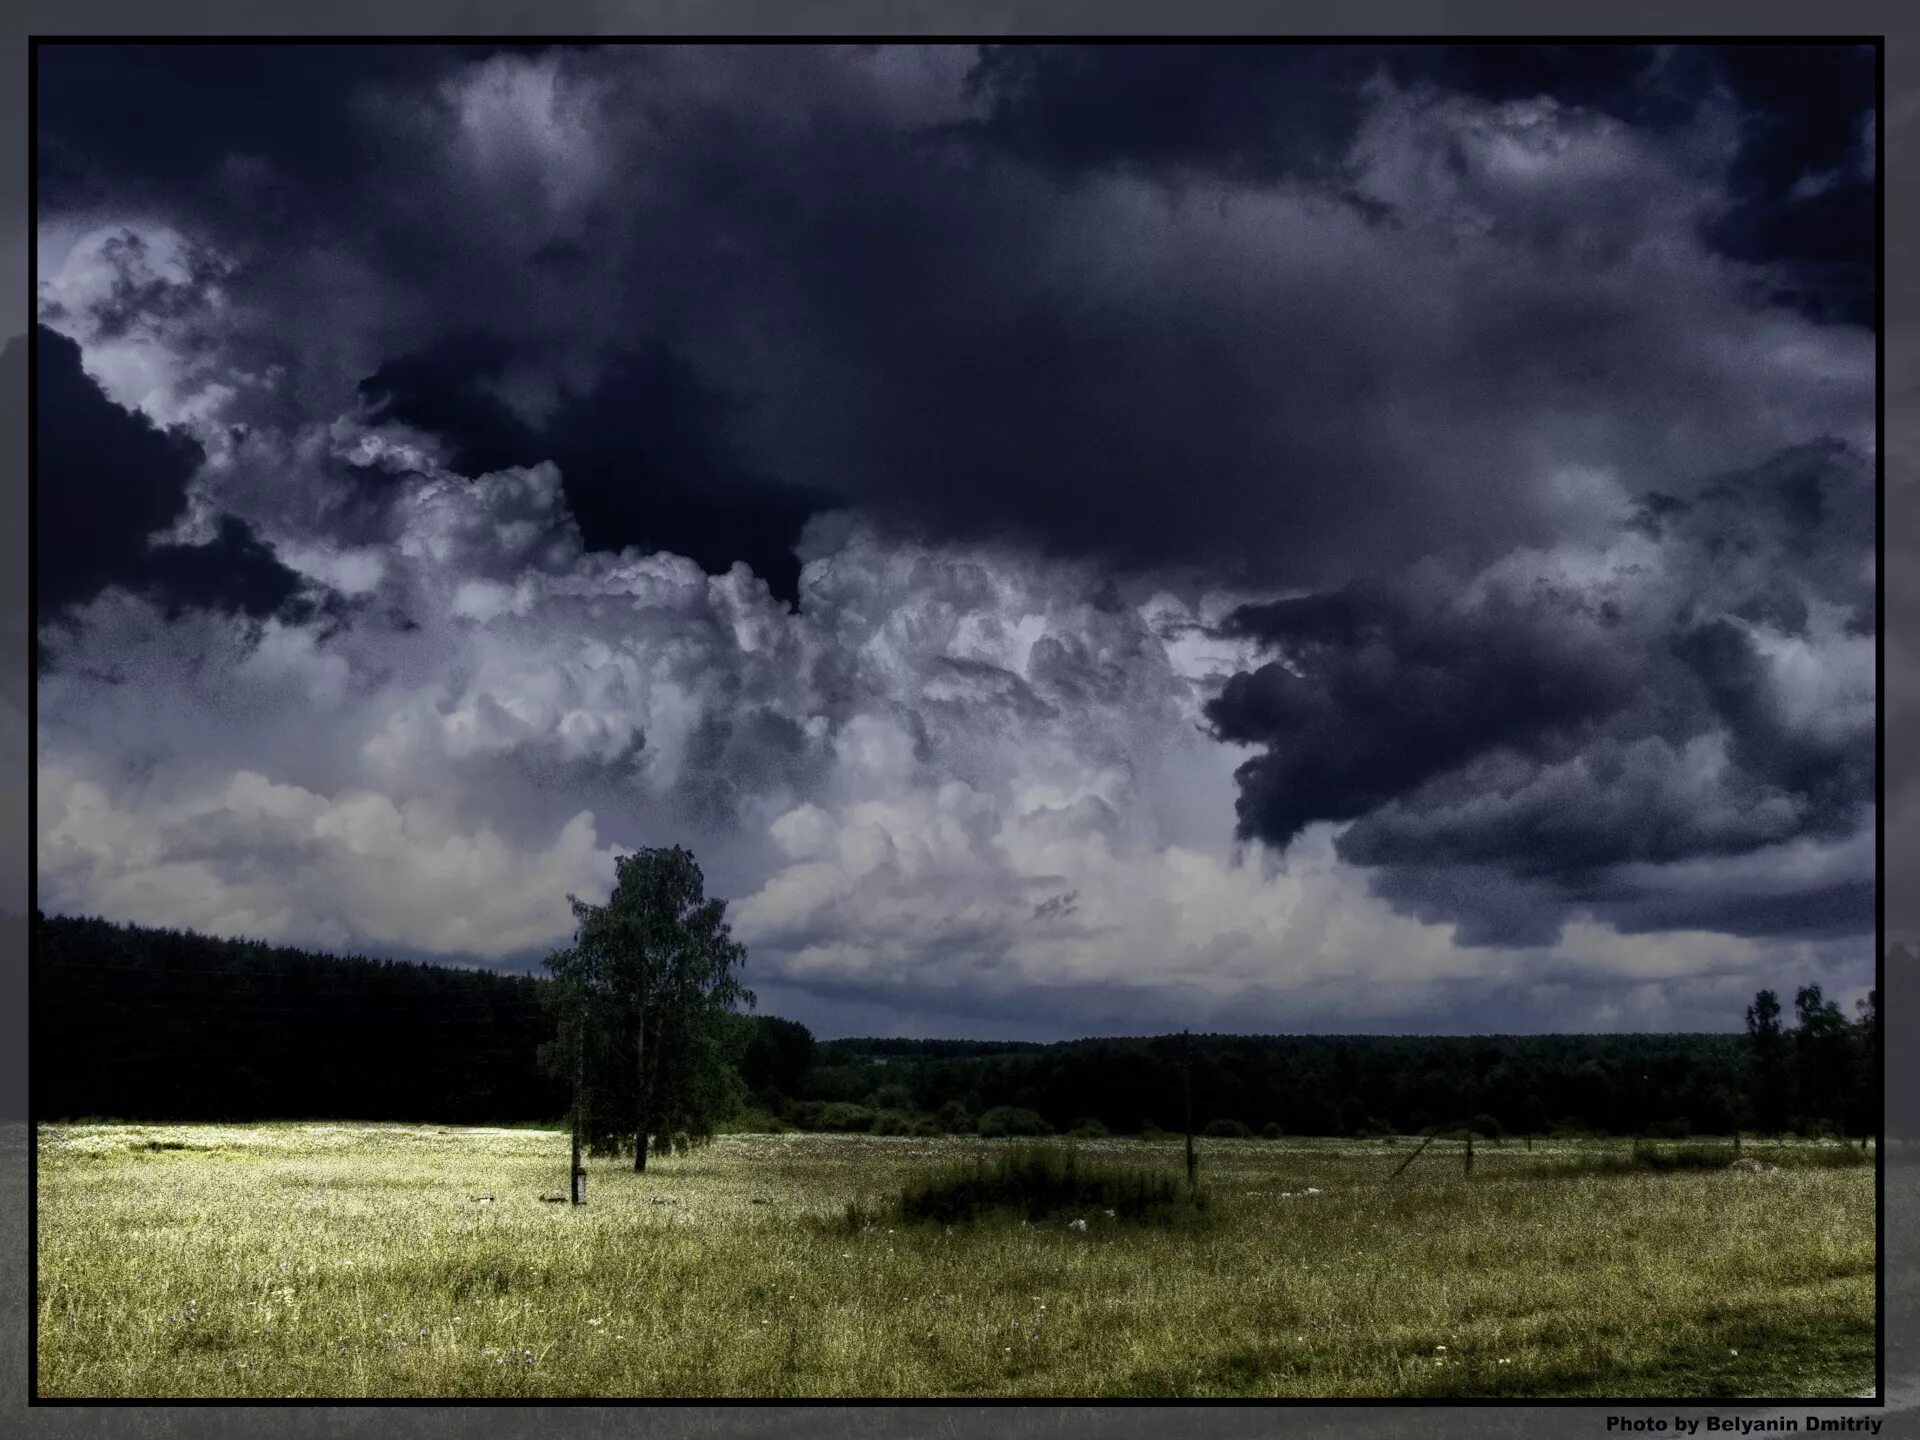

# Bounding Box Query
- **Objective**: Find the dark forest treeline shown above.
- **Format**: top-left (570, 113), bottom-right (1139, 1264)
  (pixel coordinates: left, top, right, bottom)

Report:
top-left (37, 913), bottom-right (568, 1123)
top-left (34, 913), bottom-right (1877, 1139)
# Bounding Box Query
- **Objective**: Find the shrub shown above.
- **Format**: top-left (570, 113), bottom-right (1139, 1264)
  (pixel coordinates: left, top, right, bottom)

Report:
top-left (977, 1106), bottom-right (1051, 1138)
top-left (1203, 1119), bottom-right (1252, 1139)
top-left (892, 1144), bottom-right (1210, 1228)
top-left (935, 1100), bottom-right (974, 1134)
top-left (1468, 1113), bottom-right (1505, 1141)
top-left (869, 1109), bottom-right (917, 1136)
top-left (1260, 1122), bottom-right (1283, 1140)
top-left (1067, 1118), bottom-right (1110, 1139)
top-left (720, 1107), bottom-right (785, 1134)
top-left (788, 1101), bottom-right (877, 1133)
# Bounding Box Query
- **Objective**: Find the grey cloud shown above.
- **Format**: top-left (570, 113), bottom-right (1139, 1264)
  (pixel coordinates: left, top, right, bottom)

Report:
top-left (1210, 441), bottom-right (1874, 946)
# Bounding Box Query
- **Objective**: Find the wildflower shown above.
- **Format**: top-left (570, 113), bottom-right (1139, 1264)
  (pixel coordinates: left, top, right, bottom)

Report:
top-left (1068, 1218), bottom-right (1088, 1232)
top-left (587, 1317), bottom-right (603, 1326)
top-left (1435, 1345), bottom-right (1447, 1352)
top-left (1104, 1209), bottom-right (1115, 1218)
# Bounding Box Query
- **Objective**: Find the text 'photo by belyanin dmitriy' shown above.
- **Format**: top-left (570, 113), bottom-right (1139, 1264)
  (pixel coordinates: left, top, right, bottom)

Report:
top-left (28, 39), bottom-right (1880, 1404)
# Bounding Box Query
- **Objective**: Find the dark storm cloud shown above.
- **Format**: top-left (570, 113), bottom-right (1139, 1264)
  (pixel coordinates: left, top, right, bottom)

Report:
top-left (1208, 440), bottom-right (1875, 945)
top-left (357, 337), bottom-right (824, 605)
top-left (31, 43), bottom-right (1876, 985)
top-left (965, 43), bottom-right (1875, 325)
top-left (34, 44), bottom-right (454, 214)
top-left (33, 43), bottom-right (1874, 597)
top-left (1208, 581), bottom-right (1638, 850)
top-left (35, 325), bottom-right (306, 627)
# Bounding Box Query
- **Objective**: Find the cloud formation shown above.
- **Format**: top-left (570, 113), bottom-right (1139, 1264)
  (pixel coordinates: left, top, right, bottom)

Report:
top-left (32, 44), bottom-right (1876, 1034)
top-left (1210, 441), bottom-right (1874, 945)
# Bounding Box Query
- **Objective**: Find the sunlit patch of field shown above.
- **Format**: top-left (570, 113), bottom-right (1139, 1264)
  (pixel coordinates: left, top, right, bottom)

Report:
top-left (34, 1124), bottom-right (1876, 1399)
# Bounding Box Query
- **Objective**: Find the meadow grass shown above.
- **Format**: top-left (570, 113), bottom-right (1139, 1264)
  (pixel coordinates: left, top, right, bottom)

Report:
top-left (34, 1123), bottom-right (1876, 1400)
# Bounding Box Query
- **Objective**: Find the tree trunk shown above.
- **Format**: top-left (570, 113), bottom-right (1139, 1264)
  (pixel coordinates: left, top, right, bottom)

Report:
top-left (634, 1009), bottom-right (648, 1173)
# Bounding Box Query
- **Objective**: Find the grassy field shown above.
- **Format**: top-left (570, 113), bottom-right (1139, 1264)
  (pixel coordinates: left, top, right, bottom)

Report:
top-left (33, 1122), bottom-right (1876, 1400)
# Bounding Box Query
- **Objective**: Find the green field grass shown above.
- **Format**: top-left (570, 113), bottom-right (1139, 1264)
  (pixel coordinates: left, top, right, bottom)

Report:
top-left (33, 1123), bottom-right (1876, 1400)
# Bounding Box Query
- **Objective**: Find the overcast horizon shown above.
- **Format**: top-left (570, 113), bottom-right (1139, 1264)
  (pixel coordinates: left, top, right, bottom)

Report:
top-left (29, 42), bottom-right (1878, 1041)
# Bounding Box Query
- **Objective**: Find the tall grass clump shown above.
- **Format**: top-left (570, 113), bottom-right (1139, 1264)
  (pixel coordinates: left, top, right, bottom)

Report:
top-left (889, 1143), bottom-right (1209, 1227)
top-left (1538, 1140), bottom-right (1875, 1180)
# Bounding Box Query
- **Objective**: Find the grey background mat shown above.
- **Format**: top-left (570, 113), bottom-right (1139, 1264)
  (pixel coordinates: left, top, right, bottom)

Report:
top-left (0, 4), bottom-right (1911, 1437)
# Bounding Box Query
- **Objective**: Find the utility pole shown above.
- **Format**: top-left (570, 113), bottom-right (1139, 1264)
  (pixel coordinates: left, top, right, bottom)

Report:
top-left (1182, 1029), bottom-right (1196, 1189)
top-left (571, 994), bottom-right (587, 1206)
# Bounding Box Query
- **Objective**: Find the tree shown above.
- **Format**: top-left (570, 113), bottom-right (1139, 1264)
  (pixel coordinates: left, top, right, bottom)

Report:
top-left (1746, 989), bottom-right (1791, 1135)
top-left (740, 1015), bottom-right (816, 1103)
top-left (547, 847), bottom-right (753, 1172)
top-left (1792, 984), bottom-right (1851, 1136)
top-left (1851, 989), bottom-right (1880, 1140)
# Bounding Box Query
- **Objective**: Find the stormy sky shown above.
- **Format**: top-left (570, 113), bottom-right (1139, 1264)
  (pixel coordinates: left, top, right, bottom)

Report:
top-left (31, 42), bottom-right (1878, 1038)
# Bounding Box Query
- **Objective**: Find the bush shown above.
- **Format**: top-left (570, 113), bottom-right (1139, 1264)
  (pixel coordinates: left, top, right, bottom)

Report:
top-left (1260, 1122), bottom-right (1283, 1140)
top-left (788, 1100), bottom-right (877, 1133)
top-left (1468, 1113), bottom-right (1505, 1141)
top-left (977, 1106), bottom-right (1051, 1138)
top-left (1067, 1118), bottom-right (1110, 1139)
top-left (890, 1144), bottom-right (1210, 1228)
top-left (869, 1109), bottom-right (918, 1136)
top-left (1644, 1117), bottom-right (1693, 1140)
top-left (935, 1100), bottom-right (974, 1134)
top-left (1203, 1119), bottom-right (1252, 1139)
top-left (720, 1107), bottom-right (785, 1134)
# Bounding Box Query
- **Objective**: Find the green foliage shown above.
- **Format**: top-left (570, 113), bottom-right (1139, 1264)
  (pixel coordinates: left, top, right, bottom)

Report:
top-left (1066, 1118), bottom-right (1110, 1139)
top-left (934, 1100), bottom-right (974, 1134)
top-left (35, 913), bottom-right (566, 1123)
top-left (787, 1101), bottom-right (877, 1133)
top-left (1261, 1122), bottom-right (1283, 1140)
top-left (545, 846), bottom-right (753, 1166)
top-left (1746, 988), bottom-right (1790, 1134)
top-left (890, 1144), bottom-right (1209, 1227)
top-left (870, 1109), bottom-right (937, 1137)
top-left (738, 1015), bottom-right (815, 1100)
top-left (1203, 1118), bottom-right (1253, 1138)
top-left (977, 1106), bottom-right (1051, 1138)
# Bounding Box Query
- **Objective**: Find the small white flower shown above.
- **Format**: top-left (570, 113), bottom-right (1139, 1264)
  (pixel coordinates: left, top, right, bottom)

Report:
top-left (1068, 1218), bottom-right (1088, 1231)
top-left (1435, 1344), bottom-right (1447, 1352)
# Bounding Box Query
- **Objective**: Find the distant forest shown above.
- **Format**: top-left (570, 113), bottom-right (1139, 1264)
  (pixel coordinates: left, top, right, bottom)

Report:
top-left (35, 913), bottom-right (1878, 1140)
